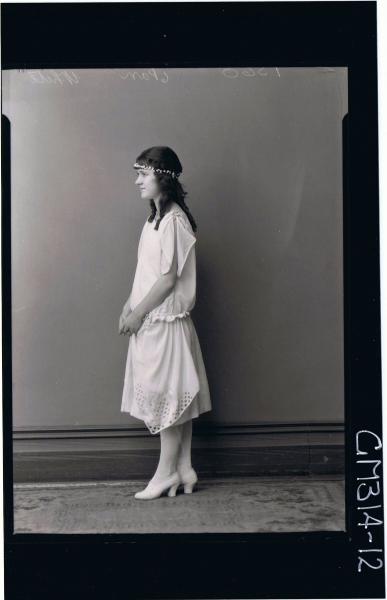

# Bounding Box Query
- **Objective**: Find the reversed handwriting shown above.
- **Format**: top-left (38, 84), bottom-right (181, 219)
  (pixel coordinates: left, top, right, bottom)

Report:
top-left (25, 70), bottom-right (79, 85)
top-left (118, 69), bottom-right (168, 83)
top-left (222, 67), bottom-right (281, 79)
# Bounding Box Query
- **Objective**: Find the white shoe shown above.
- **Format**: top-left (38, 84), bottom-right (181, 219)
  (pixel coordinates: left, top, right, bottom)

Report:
top-left (177, 466), bottom-right (198, 494)
top-left (134, 472), bottom-right (180, 500)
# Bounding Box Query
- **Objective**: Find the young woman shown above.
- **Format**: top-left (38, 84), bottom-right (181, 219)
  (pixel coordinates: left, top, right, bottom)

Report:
top-left (119, 146), bottom-right (212, 500)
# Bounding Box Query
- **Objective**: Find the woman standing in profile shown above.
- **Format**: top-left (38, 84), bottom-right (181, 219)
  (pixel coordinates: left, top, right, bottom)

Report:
top-left (119, 146), bottom-right (212, 500)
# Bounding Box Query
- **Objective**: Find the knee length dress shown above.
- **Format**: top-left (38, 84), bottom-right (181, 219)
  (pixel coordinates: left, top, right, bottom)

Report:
top-left (121, 204), bottom-right (212, 435)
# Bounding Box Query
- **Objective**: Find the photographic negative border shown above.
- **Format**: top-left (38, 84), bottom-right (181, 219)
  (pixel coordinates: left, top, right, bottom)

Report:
top-left (1, 2), bottom-right (383, 598)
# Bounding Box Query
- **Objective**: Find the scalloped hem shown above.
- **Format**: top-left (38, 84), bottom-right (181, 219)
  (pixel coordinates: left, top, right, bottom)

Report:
top-left (121, 401), bottom-right (211, 435)
top-left (154, 404), bottom-right (212, 435)
top-left (143, 394), bottom-right (212, 435)
top-left (128, 382), bottom-right (200, 435)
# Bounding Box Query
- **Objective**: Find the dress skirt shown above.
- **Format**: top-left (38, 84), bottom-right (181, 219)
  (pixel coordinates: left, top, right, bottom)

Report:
top-left (121, 314), bottom-right (211, 435)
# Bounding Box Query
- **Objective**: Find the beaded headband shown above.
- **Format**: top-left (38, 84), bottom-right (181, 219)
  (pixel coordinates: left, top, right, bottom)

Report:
top-left (133, 162), bottom-right (181, 179)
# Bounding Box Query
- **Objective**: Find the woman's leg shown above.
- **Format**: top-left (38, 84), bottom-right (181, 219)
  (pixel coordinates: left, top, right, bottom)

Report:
top-left (150, 423), bottom-right (183, 482)
top-left (177, 419), bottom-right (193, 472)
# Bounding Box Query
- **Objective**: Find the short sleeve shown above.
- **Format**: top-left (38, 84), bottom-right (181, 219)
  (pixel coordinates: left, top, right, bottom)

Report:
top-left (160, 214), bottom-right (196, 277)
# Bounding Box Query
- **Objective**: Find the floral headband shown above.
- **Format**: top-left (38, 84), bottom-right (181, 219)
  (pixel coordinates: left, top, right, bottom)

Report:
top-left (133, 162), bottom-right (181, 179)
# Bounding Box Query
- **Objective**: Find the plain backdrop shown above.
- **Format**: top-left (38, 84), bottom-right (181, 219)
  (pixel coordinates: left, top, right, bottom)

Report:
top-left (2, 66), bottom-right (347, 429)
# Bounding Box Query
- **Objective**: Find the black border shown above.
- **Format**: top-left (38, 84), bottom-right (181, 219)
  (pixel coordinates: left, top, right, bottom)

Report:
top-left (2, 2), bottom-right (384, 598)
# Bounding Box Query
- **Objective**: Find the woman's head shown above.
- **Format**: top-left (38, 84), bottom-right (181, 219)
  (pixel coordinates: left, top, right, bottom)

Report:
top-left (133, 146), bottom-right (197, 232)
top-left (134, 146), bottom-right (182, 182)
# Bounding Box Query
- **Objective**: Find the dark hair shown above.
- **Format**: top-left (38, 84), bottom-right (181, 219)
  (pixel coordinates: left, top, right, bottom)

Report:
top-left (134, 146), bottom-right (197, 233)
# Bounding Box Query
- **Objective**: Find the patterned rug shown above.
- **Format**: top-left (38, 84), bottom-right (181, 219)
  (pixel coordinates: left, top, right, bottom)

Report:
top-left (13, 476), bottom-right (345, 534)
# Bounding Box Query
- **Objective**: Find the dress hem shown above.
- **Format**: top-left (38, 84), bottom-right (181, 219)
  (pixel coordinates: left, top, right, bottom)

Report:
top-left (120, 396), bottom-right (212, 435)
top-left (152, 405), bottom-right (212, 435)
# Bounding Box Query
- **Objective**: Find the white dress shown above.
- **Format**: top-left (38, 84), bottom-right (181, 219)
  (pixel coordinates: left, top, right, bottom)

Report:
top-left (121, 204), bottom-right (212, 435)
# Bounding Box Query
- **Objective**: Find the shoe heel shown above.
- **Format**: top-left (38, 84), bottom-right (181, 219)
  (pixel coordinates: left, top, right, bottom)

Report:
top-left (183, 482), bottom-right (196, 494)
top-left (167, 482), bottom-right (180, 497)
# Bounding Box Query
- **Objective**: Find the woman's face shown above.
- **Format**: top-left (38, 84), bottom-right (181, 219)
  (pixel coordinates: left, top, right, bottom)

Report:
top-left (134, 168), bottom-right (161, 201)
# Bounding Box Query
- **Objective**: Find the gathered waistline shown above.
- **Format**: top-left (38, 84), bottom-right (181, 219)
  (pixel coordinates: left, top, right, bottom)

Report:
top-left (139, 310), bottom-right (191, 332)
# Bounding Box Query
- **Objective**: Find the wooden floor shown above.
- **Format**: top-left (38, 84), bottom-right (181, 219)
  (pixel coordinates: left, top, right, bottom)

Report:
top-left (14, 474), bottom-right (345, 534)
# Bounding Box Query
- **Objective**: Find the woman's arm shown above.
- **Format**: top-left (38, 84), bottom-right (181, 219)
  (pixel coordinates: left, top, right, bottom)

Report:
top-left (120, 273), bottom-right (177, 336)
top-left (122, 294), bottom-right (132, 317)
top-left (132, 270), bottom-right (176, 321)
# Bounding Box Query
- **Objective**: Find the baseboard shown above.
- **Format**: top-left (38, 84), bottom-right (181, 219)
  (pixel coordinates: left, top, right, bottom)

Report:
top-left (12, 422), bottom-right (345, 482)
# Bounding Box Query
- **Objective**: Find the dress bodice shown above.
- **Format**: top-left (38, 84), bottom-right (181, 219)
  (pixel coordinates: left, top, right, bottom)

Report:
top-left (129, 206), bottom-right (197, 329)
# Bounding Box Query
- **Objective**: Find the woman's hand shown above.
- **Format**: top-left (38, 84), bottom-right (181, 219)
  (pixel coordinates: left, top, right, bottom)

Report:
top-left (119, 310), bottom-right (144, 336)
top-left (119, 306), bottom-right (132, 334)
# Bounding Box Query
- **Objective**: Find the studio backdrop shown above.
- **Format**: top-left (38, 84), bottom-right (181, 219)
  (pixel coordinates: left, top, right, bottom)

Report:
top-left (3, 67), bottom-right (347, 441)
